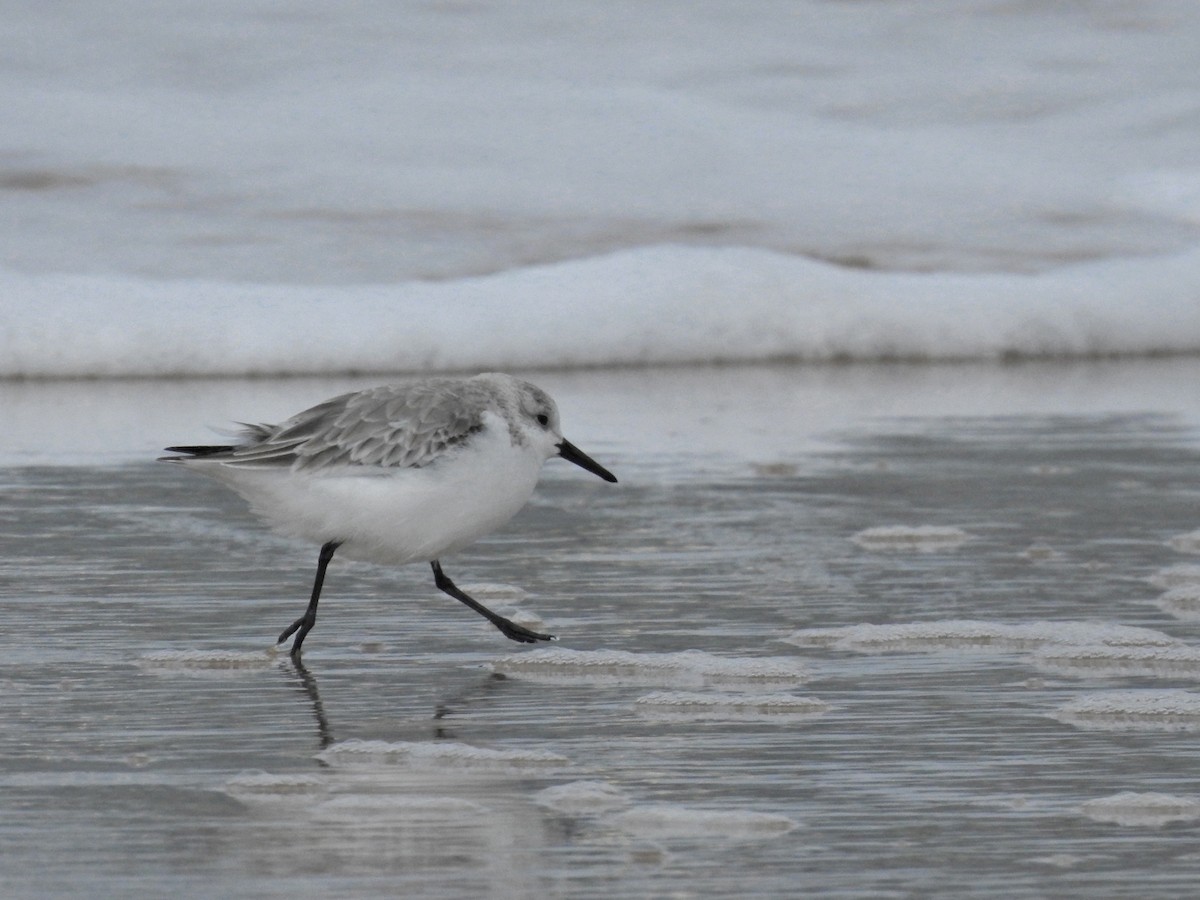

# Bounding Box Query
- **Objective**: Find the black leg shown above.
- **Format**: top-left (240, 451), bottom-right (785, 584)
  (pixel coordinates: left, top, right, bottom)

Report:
top-left (278, 541), bottom-right (340, 657)
top-left (430, 560), bottom-right (555, 643)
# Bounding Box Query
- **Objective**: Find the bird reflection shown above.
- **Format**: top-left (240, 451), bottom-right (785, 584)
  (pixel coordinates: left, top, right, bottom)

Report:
top-left (285, 659), bottom-right (516, 750)
top-left (431, 672), bottom-right (514, 739)
top-left (286, 657), bottom-right (336, 750)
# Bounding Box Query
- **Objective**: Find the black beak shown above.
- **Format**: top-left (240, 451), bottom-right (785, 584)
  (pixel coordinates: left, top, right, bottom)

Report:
top-left (557, 439), bottom-right (618, 483)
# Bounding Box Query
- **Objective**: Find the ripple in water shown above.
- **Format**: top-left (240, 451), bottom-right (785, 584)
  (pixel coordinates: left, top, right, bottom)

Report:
top-left (309, 793), bottom-right (490, 822)
top-left (533, 781), bottom-right (632, 816)
top-left (604, 805), bottom-right (799, 842)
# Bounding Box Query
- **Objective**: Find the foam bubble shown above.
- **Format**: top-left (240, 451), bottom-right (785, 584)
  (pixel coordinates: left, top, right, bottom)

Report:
top-left (1156, 586), bottom-right (1200, 621)
top-left (315, 739), bottom-right (570, 772)
top-left (1081, 792), bottom-right (1200, 827)
top-left (491, 648), bottom-right (810, 688)
top-left (534, 781), bottom-right (632, 815)
top-left (784, 620), bottom-right (1178, 655)
top-left (1148, 564), bottom-right (1200, 590)
top-left (1168, 530), bottom-right (1200, 555)
top-left (138, 648), bottom-right (281, 673)
top-left (1034, 645), bottom-right (1200, 680)
top-left (605, 805), bottom-right (798, 841)
top-left (851, 525), bottom-right (970, 552)
top-left (1052, 690), bottom-right (1200, 732)
top-left (633, 691), bottom-right (829, 722)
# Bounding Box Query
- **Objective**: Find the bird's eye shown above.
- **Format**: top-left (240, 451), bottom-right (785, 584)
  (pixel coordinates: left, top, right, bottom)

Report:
top-left (536, 413), bottom-right (550, 427)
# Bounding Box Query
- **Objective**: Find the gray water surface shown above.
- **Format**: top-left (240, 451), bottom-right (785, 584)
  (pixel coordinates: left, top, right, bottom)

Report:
top-left (4, 365), bottom-right (1200, 897)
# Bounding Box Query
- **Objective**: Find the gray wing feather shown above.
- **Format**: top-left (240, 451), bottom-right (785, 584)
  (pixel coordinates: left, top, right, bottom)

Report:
top-left (222, 381), bottom-right (488, 470)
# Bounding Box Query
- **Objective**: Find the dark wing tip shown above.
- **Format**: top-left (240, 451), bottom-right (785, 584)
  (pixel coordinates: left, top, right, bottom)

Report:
top-left (159, 444), bottom-right (237, 461)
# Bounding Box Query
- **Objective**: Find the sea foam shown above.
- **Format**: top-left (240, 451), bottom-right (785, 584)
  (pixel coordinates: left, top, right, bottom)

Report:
top-left (783, 620), bottom-right (1178, 655)
top-left (633, 691), bottom-right (829, 723)
top-left (138, 648), bottom-right (282, 674)
top-left (1034, 644), bottom-right (1200, 680)
top-left (850, 525), bottom-right (971, 552)
top-left (1080, 792), bottom-right (1200, 828)
top-left (490, 648), bottom-right (810, 688)
top-left (7, 244), bottom-right (1200, 378)
top-left (1052, 690), bottom-right (1200, 732)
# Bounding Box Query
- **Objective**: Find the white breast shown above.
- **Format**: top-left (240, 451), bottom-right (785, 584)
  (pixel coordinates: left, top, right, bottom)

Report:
top-left (209, 411), bottom-right (547, 566)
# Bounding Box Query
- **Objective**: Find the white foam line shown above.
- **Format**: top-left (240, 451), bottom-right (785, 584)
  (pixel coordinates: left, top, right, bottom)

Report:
top-left (9, 244), bottom-right (1200, 378)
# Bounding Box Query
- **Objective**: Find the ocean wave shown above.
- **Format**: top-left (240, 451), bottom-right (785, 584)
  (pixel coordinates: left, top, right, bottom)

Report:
top-left (9, 244), bottom-right (1200, 378)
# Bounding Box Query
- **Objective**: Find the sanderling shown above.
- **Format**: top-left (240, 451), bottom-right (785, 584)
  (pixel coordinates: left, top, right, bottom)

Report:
top-left (161, 373), bottom-right (617, 656)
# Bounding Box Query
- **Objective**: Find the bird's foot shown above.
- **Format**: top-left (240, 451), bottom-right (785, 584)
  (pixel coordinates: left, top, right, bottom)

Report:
top-left (496, 618), bottom-right (556, 644)
top-left (277, 613), bottom-right (315, 654)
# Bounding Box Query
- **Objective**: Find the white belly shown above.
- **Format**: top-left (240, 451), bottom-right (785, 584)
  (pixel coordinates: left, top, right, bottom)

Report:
top-left (207, 430), bottom-right (546, 565)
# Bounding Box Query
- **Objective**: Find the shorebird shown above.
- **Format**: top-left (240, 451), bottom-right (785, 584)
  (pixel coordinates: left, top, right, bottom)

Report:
top-left (161, 373), bottom-right (616, 656)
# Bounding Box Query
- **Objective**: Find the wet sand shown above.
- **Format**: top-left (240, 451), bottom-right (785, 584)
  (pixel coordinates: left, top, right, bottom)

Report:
top-left (3, 359), bottom-right (1200, 897)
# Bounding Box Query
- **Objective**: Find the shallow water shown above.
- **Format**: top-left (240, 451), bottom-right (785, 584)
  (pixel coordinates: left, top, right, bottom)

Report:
top-left (4, 362), bottom-right (1200, 897)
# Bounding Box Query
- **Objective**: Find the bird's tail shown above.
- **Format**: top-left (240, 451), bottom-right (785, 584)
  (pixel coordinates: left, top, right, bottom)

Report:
top-left (159, 422), bottom-right (273, 462)
top-left (158, 444), bottom-right (237, 462)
